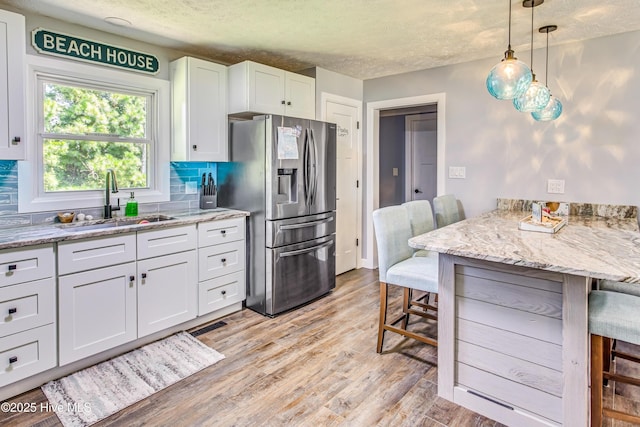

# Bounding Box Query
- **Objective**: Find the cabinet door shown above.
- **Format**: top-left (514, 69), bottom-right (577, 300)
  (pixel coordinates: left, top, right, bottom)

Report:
top-left (0, 10), bottom-right (25, 160)
top-left (248, 61), bottom-right (286, 115)
top-left (285, 72), bottom-right (316, 120)
top-left (171, 57), bottom-right (228, 161)
top-left (137, 251), bottom-right (197, 338)
top-left (58, 263), bottom-right (137, 365)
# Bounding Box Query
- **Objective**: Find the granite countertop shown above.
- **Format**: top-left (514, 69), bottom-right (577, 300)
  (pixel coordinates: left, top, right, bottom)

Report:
top-left (0, 208), bottom-right (249, 250)
top-left (409, 210), bottom-right (640, 283)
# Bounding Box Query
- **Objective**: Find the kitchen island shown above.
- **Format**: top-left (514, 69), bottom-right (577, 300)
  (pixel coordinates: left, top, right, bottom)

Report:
top-left (409, 206), bottom-right (640, 427)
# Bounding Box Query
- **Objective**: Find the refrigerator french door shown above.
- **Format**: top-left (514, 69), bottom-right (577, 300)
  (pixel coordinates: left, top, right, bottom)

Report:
top-left (218, 115), bottom-right (337, 316)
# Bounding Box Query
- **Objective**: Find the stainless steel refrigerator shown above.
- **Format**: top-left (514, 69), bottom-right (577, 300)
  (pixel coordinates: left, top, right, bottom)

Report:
top-left (218, 115), bottom-right (336, 316)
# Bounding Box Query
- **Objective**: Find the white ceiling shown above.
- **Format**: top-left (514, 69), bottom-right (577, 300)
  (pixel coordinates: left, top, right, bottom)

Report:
top-left (2, 0), bottom-right (640, 80)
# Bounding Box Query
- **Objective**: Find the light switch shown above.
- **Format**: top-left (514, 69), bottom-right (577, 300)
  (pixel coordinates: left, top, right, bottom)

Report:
top-left (392, 167), bottom-right (398, 177)
top-left (448, 166), bottom-right (466, 179)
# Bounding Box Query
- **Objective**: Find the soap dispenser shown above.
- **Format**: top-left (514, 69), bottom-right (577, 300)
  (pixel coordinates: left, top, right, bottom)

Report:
top-left (125, 192), bottom-right (138, 217)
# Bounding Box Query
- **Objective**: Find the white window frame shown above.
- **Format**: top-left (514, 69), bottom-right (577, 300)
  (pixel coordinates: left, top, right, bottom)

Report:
top-left (18, 55), bottom-right (170, 213)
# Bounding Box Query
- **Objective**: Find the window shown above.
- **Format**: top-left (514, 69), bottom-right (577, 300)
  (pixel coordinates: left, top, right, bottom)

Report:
top-left (43, 80), bottom-right (150, 192)
top-left (19, 55), bottom-right (170, 213)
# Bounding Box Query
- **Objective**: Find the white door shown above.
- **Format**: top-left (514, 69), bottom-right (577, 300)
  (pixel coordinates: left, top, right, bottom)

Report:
top-left (405, 114), bottom-right (437, 202)
top-left (323, 95), bottom-right (361, 275)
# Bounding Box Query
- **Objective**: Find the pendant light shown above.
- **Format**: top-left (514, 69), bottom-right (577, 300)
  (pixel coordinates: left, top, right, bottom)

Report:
top-left (486, 0), bottom-right (532, 100)
top-left (513, 0), bottom-right (550, 112)
top-left (532, 25), bottom-right (563, 121)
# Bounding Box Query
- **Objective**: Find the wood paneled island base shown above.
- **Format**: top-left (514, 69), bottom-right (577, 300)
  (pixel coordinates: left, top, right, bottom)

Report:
top-left (409, 207), bottom-right (640, 426)
top-left (438, 254), bottom-right (588, 427)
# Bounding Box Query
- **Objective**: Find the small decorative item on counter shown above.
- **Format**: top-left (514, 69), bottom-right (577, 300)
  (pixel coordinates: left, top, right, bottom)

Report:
top-left (76, 213), bottom-right (86, 221)
top-left (125, 192), bottom-right (138, 217)
top-left (519, 201), bottom-right (569, 234)
top-left (57, 212), bottom-right (75, 223)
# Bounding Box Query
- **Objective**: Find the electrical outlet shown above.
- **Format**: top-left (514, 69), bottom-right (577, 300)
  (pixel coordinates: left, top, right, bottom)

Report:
top-left (392, 167), bottom-right (398, 177)
top-left (448, 166), bottom-right (466, 179)
top-left (547, 179), bottom-right (565, 194)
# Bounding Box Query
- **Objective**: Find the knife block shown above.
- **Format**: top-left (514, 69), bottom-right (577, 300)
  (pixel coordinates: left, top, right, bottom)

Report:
top-left (199, 191), bottom-right (217, 210)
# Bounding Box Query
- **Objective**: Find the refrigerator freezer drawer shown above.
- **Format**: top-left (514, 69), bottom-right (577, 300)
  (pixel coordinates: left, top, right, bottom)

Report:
top-left (265, 212), bottom-right (336, 248)
top-left (264, 234), bottom-right (335, 315)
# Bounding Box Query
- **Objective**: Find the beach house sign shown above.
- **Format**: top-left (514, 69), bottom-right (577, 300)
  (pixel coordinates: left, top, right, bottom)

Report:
top-left (32, 28), bottom-right (159, 74)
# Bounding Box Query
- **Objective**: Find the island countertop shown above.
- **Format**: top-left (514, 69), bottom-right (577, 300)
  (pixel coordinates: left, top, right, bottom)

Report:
top-left (408, 209), bottom-right (640, 283)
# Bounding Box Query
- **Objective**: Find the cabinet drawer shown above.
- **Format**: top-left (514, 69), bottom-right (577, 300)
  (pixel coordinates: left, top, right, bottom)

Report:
top-left (199, 240), bottom-right (245, 281)
top-left (58, 234), bottom-right (136, 275)
top-left (199, 271), bottom-right (245, 315)
top-left (0, 323), bottom-right (56, 387)
top-left (137, 225), bottom-right (197, 259)
top-left (0, 278), bottom-right (55, 338)
top-left (0, 245), bottom-right (54, 288)
top-left (198, 217), bottom-right (245, 248)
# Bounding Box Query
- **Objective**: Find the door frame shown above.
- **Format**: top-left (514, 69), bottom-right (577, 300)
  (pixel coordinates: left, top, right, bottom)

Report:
top-left (320, 92), bottom-right (363, 270)
top-left (365, 93), bottom-right (446, 269)
top-left (404, 112), bottom-right (438, 202)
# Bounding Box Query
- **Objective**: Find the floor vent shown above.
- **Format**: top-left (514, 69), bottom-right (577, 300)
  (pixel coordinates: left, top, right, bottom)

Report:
top-left (190, 321), bottom-right (228, 337)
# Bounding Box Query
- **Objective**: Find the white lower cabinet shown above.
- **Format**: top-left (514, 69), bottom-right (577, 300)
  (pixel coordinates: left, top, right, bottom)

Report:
top-left (197, 217), bottom-right (246, 316)
top-left (1, 218), bottom-right (247, 392)
top-left (58, 262), bottom-right (137, 365)
top-left (0, 244), bottom-right (56, 386)
top-left (58, 226), bottom-right (198, 365)
top-left (137, 250), bottom-right (197, 337)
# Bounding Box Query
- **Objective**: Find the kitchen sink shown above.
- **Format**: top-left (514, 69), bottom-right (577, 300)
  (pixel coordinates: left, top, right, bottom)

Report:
top-left (59, 214), bottom-right (176, 232)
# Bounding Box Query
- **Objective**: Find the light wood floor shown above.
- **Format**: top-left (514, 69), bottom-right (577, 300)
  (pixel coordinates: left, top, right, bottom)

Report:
top-left (2, 268), bottom-right (638, 426)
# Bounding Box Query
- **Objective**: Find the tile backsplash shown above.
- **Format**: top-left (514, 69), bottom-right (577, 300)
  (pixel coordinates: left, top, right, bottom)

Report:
top-left (0, 160), bottom-right (217, 228)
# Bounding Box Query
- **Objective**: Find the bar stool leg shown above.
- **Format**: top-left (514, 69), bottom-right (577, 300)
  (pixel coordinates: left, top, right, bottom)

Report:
top-left (377, 282), bottom-right (389, 353)
top-left (591, 334), bottom-right (603, 427)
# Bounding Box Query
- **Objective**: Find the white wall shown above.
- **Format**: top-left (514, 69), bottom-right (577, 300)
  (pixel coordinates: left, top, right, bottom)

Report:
top-left (364, 31), bottom-right (640, 223)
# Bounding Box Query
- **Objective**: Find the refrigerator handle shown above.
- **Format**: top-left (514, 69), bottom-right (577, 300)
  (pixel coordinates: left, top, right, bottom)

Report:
top-left (309, 128), bottom-right (318, 206)
top-left (303, 128), bottom-right (310, 207)
top-left (279, 240), bottom-right (334, 258)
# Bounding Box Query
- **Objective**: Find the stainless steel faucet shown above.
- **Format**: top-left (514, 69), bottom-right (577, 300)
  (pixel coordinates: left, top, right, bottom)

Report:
top-left (104, 169), bottom-right (120, 219)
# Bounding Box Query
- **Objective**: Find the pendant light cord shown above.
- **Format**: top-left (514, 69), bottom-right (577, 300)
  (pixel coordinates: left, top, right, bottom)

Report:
top-left (508, 0), bottom-right (512, 50)
top-left (529, 3), bottom-right (534, 71)
top-left (544, 29), bottom-right (549, 86)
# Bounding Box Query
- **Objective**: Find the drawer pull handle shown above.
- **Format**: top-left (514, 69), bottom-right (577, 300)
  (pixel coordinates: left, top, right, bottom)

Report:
top-left (221, 258), bottom-right (227, 263)
top-left (8, 307), bottom-right (17, 315)
top-left (220, 230), bottom-right (226, 235)
top-left (221, 290), bottom-right (227, 295)
top-left (9, 356), bottom-right (17, 364)
top-left (141, 273), bottom-right (147, 279)
top-left (7, 264), bottom-right (17, 271)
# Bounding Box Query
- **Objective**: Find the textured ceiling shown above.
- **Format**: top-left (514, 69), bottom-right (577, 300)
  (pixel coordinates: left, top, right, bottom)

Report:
top-left (2, 0), bottom-right (640, 80)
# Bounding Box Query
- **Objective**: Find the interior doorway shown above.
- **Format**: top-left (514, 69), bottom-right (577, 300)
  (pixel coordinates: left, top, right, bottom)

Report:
top-left (378, 105), bottom-right (437, 208)
top-left (365, 93), bottom-right (446, 269)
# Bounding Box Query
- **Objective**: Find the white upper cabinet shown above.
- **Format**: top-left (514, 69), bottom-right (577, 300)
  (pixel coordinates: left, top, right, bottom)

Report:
top-left (228, 60), bottom-right (315, 120)
top-left (0, 10), bottom-right (25, 160)
top-left (170, 56), bottom-right (228, 161)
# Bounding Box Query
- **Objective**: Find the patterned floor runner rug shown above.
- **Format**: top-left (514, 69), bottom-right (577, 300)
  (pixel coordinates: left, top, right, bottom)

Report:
top-left (42, 331), bottom-right (224, 427)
